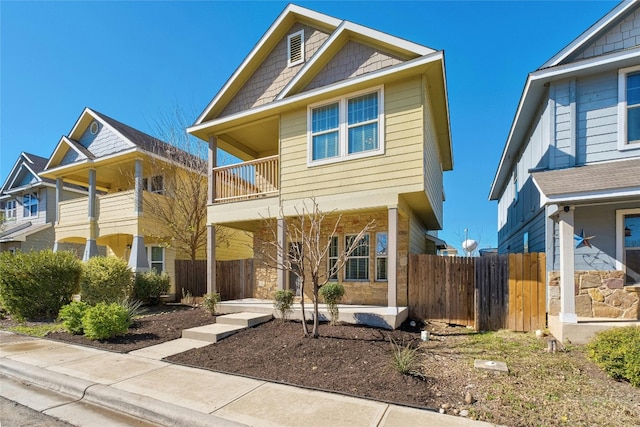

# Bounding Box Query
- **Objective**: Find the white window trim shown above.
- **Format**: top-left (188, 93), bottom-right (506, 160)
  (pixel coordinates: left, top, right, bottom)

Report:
top-left (617, 65), bottom-right (640, 151)
top-left (5, 200), bottom-right (17, 220)
top-left (287, 30), bottom-right (305, 67)
top-left (23, 193), bottom-right (38, 218)
top-left (307, 86), bottom-right (385, 167)
top-left (616, 208), bottom-right (640, 279)
top-left (344, 233), bottom-right (370, 282)
top-left (146, 245), bottom-right (165, 273)
top-left (375, 232), bottom-right (388, 282)
top-left (328, 235), bottom-right (339, 282)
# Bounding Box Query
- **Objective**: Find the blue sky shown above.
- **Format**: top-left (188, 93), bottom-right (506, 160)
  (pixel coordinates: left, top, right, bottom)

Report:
top-left (0, 0), bottom-right (618, 251)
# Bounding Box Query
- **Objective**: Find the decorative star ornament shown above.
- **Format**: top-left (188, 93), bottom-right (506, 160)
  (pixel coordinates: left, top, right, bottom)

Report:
top-left (574, 229), bottom-right (595, 249)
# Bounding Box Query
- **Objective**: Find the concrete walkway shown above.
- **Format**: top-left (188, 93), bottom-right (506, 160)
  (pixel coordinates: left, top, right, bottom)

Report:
top-left (0, 331), bottom-right (494, 427)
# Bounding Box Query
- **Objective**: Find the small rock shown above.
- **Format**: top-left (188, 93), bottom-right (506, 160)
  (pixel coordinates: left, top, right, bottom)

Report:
top-left (442, 403), bottom-right (451, 409)
top-left (453, 409), bottom-right (459, 415)
top-left (436, 392), bottom-right (442, 397)
top-left (460, 410), bottom-right (469, 417)
top-left (439, 408), bottom-right (445, 414)
top-left (464, 392), bottom-right (475, 404)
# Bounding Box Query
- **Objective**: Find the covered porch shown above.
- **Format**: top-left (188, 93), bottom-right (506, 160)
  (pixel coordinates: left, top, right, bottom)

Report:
top-left (217, 298), bottom-right (408, 330)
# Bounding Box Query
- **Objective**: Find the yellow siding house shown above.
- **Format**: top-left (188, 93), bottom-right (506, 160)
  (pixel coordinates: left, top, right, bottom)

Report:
top-left (188, 5), bottom-right (453, 307)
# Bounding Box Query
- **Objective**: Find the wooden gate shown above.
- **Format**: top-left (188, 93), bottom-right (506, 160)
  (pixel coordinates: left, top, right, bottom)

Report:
top-left (174, 259), bottom-right (254, 300)
top-left (408, 253), bottom-right (546, 332)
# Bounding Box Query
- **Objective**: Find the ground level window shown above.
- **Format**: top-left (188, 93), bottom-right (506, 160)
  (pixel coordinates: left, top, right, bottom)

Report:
top-left (328, 236), bottom-right (339, 281)
top-left (376, 232), bottom-right (388, 281)
top-left (146, 246), bottom-right (165, 274)
top-left (345, 234), bottom-right (369, 281)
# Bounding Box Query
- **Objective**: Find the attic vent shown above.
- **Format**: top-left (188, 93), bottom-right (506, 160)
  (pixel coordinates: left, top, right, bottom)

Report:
top-left (287, 30), bottom-right (304, 67)
top-left (90, 121), bottom-right (99, 135)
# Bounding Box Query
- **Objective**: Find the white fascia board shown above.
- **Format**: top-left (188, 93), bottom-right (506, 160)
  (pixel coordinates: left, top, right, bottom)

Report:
top-left (541, 1), bottom-right (635, 69)
top-left (44, 136), bottom-right (89, 171)
top-left (193, 4), bottom-right (342, 126)
top-left (44, 137), bottom-right (70, 170)
top-left (544, 187), bottom-right (640, 205)
top-left (489, 48), bottom-right (640, 200)
top-left (67, 107), bottom-right (92, 140)
top-left (277, 21), bottom-right (435, 101)
top-left (189, 51), bottom-right (444, 135)
top-left (0, 155), bottom-right (26, 194)
top-left (43, 147), bottom-right (139, 177)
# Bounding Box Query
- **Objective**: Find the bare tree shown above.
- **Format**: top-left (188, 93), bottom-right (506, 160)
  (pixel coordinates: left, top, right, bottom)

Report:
top-left (125, 106), bottom-right (231, 260)
top-left (258, 199), bottom-right (376, 338)
top-left (451, 226), bottom-right (491, 256)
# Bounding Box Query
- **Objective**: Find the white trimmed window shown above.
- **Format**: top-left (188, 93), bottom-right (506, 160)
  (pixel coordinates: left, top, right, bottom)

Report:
top-left (375, 232), bottom-right (388, 281)
top-left (5, 200), bottom-right (16, 220)
top-left (328, 236), bottom-right (339, 281)
top-left (618, 66), bottom-right (640, 150)
top-left (23, 193), bottom-right (38, 217)
top-left (142, 175), bottom-right (164, 195)
top-left (287, 30), bottom-right (304, 67)
top-left (617, 208), bottom-right (640, 285)
top-left (345, 234), bottom-right (369, 281)
top-left (146, 246), bottom-right (165, 274)
top-left (308, 88), bottom-right (384, 165)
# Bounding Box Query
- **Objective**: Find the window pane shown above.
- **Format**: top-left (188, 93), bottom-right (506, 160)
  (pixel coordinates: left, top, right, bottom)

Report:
top-left (376, 233), bottom-right (388, 256)
top-left (625, 214), bottom-right (640, 248)
top-left (345, 258), bottom-right (368, 280)
top-left (346, 235), bottom-right (369, 256)
top-left (376, 257), bottom-right (387, 281)
top-left (628, 107), bottom-right (640, 142)
top-left (312, 131), bottom-right (339, 160)
top-left (151, 247), bottom-right (163, 262)
top-left (328, 236), bottom-right (338, 280)
top-left (348, 93), bottom-right (378, 124)
top-left (628, 73), bottom-right (640, 106)
top-left (348, 123), bottom-right (378, 154)
top-left (151, 263), bottom-right (163, 274)
top-left (151, 176), bottom-right (164, 194)
top-left (312, 103), bottom-right (339, 133)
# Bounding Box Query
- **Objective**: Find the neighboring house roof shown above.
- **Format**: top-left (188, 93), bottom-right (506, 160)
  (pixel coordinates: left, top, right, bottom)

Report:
top-left (489, 0), bottom-right (640, 200)
top-left (189, 4), bottom-right (452, 171)
top-left (532, 158), bottom-right (640, 203)
top-left (0, 222), bottom-right (52, 243)
top-left (1, 152), bottom-right (50, 194)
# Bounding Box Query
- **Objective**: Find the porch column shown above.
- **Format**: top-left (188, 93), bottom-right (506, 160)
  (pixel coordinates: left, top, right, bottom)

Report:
top-left (134, 158), bottom-right (143, 215)
top-left (558, 206), bottom-right (577, 323)
top-left (53, 177), bottom-right (63, 252)
top-left (276, 217), bottom-right (286, 290)
top-left (207, 224), bottom-right (216, 294)
top-left (387, 207), bottom-right (398, 309)
top-left (128, 234), bottom-right (149, 272)
top-left (208, 136), bottom-right (217, 204)
top-left (83, 168), bottom-right (98, 261)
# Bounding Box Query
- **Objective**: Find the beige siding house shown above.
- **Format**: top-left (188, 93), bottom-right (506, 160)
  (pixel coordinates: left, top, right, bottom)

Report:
top-left (189, 5), bottom-right (452, 307)
top-left (40, 108), bottom-right (251, 297)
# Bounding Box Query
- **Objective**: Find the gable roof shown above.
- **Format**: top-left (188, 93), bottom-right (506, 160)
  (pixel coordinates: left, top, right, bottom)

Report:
top-left (0, 152), bottom-right (51, 194)
top-left (193, 4), bottom-right (437, 125)
top-left (489, 1), bottom-right (640, 200)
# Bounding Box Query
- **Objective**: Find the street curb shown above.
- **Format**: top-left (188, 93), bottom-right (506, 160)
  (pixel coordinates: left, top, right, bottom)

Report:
top-left (0, 359), bottom-right (246, 427)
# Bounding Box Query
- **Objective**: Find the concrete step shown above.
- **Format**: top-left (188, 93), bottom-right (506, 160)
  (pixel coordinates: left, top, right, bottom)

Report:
top-left (216, 312), bottom-right (273, 328)
top-left (129, 338), bottom-right (211, 360)
top-left (181, 324), bottom-right (246, 343)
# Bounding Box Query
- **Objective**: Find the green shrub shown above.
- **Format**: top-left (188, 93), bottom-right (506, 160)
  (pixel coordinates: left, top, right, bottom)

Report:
top-left (133, 271), bottom-right (170, 305)
top-left (80, 257), bottom-right (132, 305)
top-left (82, 302), bottom-right (130, 340)
top-left (319, 283), bottom-right (345, 325)
top-left (273, 289), bottom-right (295, 321)
top-left (203, 292), bottom-right (221, 315)
top-left (0, 250), bottom-right (82, 320)
top-left (58, 302), bottom-right (90, 334)
top-left (389, 337), bottom-right (419, 375)
top-left (587, 326), bottom-right (640, 387)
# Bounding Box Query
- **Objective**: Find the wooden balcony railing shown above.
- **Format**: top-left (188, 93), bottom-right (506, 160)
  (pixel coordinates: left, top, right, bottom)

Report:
top-left (213, 155), bottom-right (279, 203)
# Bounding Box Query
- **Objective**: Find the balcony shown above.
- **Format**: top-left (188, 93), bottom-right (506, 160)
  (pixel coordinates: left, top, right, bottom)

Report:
top-left (213, 155), bottom-right (279, 203)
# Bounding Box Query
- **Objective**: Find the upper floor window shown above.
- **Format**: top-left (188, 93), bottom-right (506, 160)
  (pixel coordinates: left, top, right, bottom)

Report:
top-left (5, 200), bottom-right (17, 220)
top-left (142, 175), bottom-right (164, 195)
top-left (308, 88), bottom-right (384, 165)
top-left (23, 193), bottom-right (38, 217)
top-left (618, 66), bottom-right (640, 150)
top-left (287, 30), bottom-right (304, 67)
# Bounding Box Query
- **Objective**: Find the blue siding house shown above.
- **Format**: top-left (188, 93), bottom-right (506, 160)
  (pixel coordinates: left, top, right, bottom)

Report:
top-left (490, 1), bottom-right (640, 343)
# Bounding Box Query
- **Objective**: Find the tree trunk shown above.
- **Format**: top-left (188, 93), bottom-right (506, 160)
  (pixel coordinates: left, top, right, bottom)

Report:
top-left (299, 276), bottom-right (309, 336)
top-left (312, 275), bottom-right (320, 338)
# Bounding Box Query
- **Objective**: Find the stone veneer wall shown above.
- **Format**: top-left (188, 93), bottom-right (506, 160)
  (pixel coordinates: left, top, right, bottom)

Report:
top-left (251, 210), bottom-right (410, 306)
top-left (548, 270), bottom-right (639, 319)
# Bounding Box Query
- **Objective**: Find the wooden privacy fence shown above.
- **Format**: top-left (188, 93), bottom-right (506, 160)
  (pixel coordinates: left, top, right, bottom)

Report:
top-left (408, 253), bottom-right (546, 332)
top-left (174, 259), bottom-right (254, 301)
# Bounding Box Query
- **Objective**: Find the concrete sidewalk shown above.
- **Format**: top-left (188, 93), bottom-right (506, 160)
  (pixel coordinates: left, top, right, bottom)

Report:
top-left (0, 331), bottom-right (493, 427)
